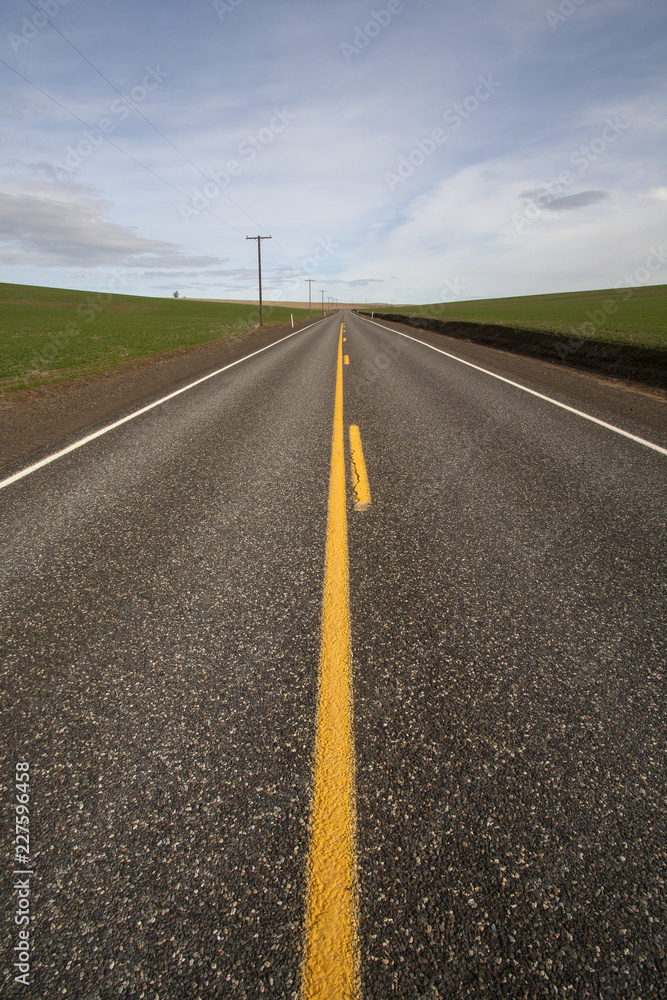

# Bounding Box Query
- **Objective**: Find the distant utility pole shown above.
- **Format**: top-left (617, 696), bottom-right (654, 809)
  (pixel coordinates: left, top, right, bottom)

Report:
top-left (246, 235), bottom-right (272, 326)
top-left (305, 278), bottom-right (316, 318)
top-left (320, 290), bottom-right (326, 315)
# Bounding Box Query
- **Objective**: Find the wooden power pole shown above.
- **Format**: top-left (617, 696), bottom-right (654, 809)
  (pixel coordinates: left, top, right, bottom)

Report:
top-left (246, 235), bottom-right (272, 326)
top-left (305, 278), bottom-right (316, 318)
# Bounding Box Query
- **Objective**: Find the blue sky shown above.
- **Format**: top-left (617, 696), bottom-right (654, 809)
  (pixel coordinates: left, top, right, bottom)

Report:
top-left (0, 0), bottom-right (665, 304)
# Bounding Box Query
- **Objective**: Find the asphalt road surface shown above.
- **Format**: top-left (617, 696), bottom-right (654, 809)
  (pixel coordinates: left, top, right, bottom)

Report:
top-left (1, 311), bottom-right (665, 999)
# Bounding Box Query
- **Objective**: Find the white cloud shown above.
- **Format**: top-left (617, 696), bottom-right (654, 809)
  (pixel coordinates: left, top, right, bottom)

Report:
top-left (338, 157), bottom-right (667, 300)
top-left (0, 0), bottom-right (665, 300)
top-left (0, 180), bottom-right (228, 272)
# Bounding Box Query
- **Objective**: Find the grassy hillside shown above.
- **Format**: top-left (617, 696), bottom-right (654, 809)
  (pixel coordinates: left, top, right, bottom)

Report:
top-left (0, 283), bottom-right (313, 391)
top-left (386, 284), bottom-right (667, 350)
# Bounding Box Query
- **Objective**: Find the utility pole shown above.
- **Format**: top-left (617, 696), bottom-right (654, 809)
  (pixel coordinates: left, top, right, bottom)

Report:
top-left (246, 235), bottom-right (272, 326)
top-left (305, 278), bottom-right (316, 318)
top-left (320, 290), bottom-right (326, 315)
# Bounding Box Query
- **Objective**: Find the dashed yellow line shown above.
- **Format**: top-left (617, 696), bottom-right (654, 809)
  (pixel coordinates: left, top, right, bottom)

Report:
top-left (344, 355), bottom-right (349, 365)
top-left (301, 323), bottom-right (359, 999)
top-left (349, 426), bottom-right (371, 511)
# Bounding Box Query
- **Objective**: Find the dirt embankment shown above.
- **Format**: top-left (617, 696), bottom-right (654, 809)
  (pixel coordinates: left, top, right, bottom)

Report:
top-left (359, 312), bottom-right (667, 390)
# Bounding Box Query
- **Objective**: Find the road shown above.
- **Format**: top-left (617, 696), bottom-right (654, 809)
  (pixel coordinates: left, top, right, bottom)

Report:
top-left (1, 310), bottom-right (665, 998)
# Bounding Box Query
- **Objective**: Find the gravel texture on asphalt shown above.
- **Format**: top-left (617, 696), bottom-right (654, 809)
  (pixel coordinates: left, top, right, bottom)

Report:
top-left (1, 311), bottom-right (665, 998)
top-left (2, 318), bottom-right (335, 998)
top-left (346, 313), bottom-right (666, 999)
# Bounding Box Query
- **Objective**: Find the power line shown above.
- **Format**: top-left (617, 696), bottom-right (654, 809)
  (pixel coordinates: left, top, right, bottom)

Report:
top-left (0, 55), bottom-right (253, 237)
top-left (20, 0), bottom-right (310, 278)
top-left (22, 0), bottom-right (273, 241)
top-left (2, 22), bottom-right (327, 294)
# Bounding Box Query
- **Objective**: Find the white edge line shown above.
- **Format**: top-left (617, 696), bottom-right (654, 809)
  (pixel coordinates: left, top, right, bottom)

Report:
top-left (358, 314), bottom-right (667, 458)
top-left (0, 316), bottom-right (330, 491)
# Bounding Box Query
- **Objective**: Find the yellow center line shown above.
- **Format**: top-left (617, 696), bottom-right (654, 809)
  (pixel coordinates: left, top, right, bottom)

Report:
top-left (344, 355), bottom-right (349, 365)
top-left (348, 426), bottom-right (371, 511)
top-left (301, 323), bottom-right (360, 1000)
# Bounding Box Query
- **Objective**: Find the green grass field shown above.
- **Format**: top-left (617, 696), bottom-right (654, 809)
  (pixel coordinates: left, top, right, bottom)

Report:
top-left (3, 281), bottom-right (664, 392)
top-left (385, 284), bottom-right (667, 350)
top-left (0, 283), bottom-right (313, 391)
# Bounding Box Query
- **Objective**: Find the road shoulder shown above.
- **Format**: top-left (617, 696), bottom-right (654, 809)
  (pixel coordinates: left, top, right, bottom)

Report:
top-left (0, 319), bottom-right (319, 476)
top-left (360, 314), bottom-right (667, 449)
